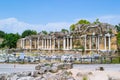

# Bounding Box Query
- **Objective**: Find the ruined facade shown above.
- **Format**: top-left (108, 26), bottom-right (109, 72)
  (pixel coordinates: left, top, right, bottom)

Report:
top-left (17, 23), bottom-right (117, 54)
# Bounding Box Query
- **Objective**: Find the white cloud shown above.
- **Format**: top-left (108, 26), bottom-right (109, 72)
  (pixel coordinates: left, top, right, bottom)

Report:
top-left (0, 18), bottom-right (72, 34)
top-left (0, 15), bottom-right (120, 34)
top-left (98, 15), bottom-right (120, 25)
top-left (75, 15), bottom-right (120, 25)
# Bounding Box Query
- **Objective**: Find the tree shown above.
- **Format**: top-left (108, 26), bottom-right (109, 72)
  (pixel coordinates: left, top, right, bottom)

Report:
top-left (61, 29), bottom-right (68, 33)
top-left (93, 18), bottom-right (101, 24)
top-left (2, 33), bottom-right (20, 48)
top-left (117, 32), bottom-right (120, 48)
top-left (115, 24), bottom-right (120, 32)
top-left (70, 24), bottom-right (76, 31)
top-left (0, 30), bottom-right (5, 38)
top-left (49, 31), bottom-right (53, 34)
top-left (42, 30), bottom-right (48, 35)
top-left (22, 30), bottom-right (37, 38)
top-left (115, 24), bottom-right (120, 60)
top-left (115, 24), bottom-right (120, 52)
top-left (117, 32), bottom-right (120, 60)
top-left (77, 19), bottom-right (90, 24)
top-left (70, 20), bottom-right (90, 31)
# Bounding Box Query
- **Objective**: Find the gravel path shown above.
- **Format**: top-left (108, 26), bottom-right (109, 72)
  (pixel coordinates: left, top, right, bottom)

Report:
top-left (0, 63), bottom-right (37, 73)
top-left (0, 63), bottom-right (120, 73)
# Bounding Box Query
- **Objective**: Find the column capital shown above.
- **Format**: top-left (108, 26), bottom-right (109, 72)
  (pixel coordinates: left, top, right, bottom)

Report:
top-left (105, 33), bottom-right (111, 37)
top-left (22, 38), bottom-right (26, 40)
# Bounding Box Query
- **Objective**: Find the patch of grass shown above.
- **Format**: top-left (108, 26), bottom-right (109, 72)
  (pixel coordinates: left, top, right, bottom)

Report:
top-left (83, 76), bottom-right (88, 80)
top-left (19, 61), bottom-right (25, 64)
top-left (44, 63), bottom-right (51, 66)
top-left (112, 58), bottom-right (120, 64)
top-left (68, 71), bottom-right (73, 75)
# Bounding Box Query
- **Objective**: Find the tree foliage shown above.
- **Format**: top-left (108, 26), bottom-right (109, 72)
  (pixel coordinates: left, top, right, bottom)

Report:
top-left (49, 31), bottom-right (53, 34)
top-left (69, 20), bottom-right (90, 31)
top-left (70, 24), bottom-right (76, 31)
top-left (42, 30), bottom-right (48, 35)
top-left (22, 30), bottom-right (37, 38)
top-left (115, 24), bottom-right (120, 50)
top-left (117, 32), bottom-right (120, 46)
top-left (115, 24), bottom-right (120, 32)
top-left (93, 18), bottom-right (101, 24)
top-left (116, 24), bottom-right (120, 56)
top-left (77, 19), bottom-right (90, 24)
top-left (0, 30), bottom-right (5, 38)
top-left (1, 33), bottom-right (20, 49)
top-left (61, 29), bottom-right (68, 33)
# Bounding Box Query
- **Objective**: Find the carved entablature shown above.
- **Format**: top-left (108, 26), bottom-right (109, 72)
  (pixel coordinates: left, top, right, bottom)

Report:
top-left (50, 32), bottom-right (67, 39)
top-left (84, 25), bottom-right (102, 35)
top-left (73, 23), bottom-right (117, 36)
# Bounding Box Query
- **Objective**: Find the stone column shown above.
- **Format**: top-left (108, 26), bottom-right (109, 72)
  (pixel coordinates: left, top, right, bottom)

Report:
top-left (65, 38), bottom-right (66, 49)
top-left (63, 37), bottom-right (66, 50)
top-left (97, 36), bottom-right (99, 50)
top-left (104, 36), bottom-right (106, 50)
top-left (91, 36), bottom-right (93, 49)
top-left (96, 37), bottom-right (97, 49)
top-left (109, 36), bottom-right (111, 50)
top-left (21, 39), bottom-right (23, 48)
top-left (34, 39), bottom-right (37, 49)
top-left (84, 35), bottom-right (86, 50)
top-left (22, 39), bottom-right (23, 48)
top-left (47, 39), bottom-right (49, 49)
top-left (89, 36), bottom-right (91, 50)
top-left (54, 38), bottom-right (56, 49)
top-left (58, 39), bottom-right (60, 49)
top-left (67, 37), bottom-right (69, 49)
top-left (48, 39), bottom-right (49, 49)
top-left (70, 36), bottom-right (72, 49)
top-left (30, 39), bottom-right (32, 49)
top-left (42, 39), bottom-right (43, 49)
top-left (45, 39), bottom-right (46, 49)
top-left (24, 39), bottom-right (26, 49)
top-left (48, 39), bottom-right (50, 49)
top-left (37, 37), bottom-right (39, 49)
top-left (23, 39), bottom-right (25, 49)
top-left (50, 38), bottom-right (52, 49)
top-left (63, 38), bottom-right (65, 50)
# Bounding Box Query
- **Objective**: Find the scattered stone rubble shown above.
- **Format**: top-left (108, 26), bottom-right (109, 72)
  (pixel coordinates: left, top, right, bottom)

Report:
top-left (1, 63), bottom-right (119, 80)
top-left (0, 62), bottom-right (74, 80)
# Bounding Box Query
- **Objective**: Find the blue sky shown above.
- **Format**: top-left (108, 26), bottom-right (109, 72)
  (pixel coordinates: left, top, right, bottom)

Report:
top-left (0, 0), bottom-right (120, 34)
